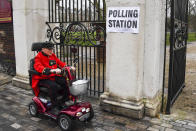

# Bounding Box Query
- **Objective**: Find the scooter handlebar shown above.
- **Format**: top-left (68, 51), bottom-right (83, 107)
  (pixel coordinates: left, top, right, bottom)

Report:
top-left (61, 66), bottom-right (76, 80)
top-left (50, 68), bottom-right (61, 74)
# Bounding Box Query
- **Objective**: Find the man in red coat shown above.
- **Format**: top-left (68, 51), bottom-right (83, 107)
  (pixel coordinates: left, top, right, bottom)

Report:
top-left (32, 42), bottom-right (68, 106)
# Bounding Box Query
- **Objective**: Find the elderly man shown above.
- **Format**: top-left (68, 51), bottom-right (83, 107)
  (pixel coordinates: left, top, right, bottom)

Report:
top-left (32, 42), bottom-right (68, 107)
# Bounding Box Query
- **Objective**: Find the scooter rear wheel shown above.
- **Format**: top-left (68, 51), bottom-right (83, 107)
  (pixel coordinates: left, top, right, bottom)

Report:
top-left (58, 114), bottom-right (72, 131)
top-left (29, 102), bottom-right (38, 117)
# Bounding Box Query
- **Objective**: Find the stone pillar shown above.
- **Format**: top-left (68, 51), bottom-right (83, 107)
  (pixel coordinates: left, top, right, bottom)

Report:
top-left (143, 0), bottom-right (166, 117)
top-left (12, 0), bottom-right (48, 89)
top-left (100, 0), bottom-right (165, 118)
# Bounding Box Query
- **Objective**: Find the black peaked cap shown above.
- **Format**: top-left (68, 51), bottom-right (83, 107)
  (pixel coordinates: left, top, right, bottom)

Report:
top-left (42, 42), bottom-right (54, 48)
top-left (31, 42), bottom-right (54, 51)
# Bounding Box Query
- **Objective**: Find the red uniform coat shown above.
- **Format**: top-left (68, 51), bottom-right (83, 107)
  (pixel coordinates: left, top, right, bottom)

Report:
top-left (32, 52), bottom-right (66, 96)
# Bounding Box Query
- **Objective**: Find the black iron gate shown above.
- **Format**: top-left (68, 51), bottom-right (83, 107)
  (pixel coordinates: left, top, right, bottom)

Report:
top-left (165, 0), bottom-right (189, 113)
top-left (46, 0), bottom-right (106, 97)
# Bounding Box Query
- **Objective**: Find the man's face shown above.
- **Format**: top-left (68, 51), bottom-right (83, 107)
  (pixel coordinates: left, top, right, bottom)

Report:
top-left (42, 48), bottom-right (53, 56)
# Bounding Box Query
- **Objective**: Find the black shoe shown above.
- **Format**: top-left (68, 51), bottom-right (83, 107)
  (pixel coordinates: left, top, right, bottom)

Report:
top-left (63, 96), bottom-right (70, 102)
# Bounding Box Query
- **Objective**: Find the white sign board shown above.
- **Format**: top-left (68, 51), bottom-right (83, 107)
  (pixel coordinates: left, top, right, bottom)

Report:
top-left (106, 7), bottom-right (140, 33)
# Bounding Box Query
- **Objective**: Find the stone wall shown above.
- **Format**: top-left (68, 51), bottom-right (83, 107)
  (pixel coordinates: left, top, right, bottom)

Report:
top-left (0, 23), bottom-right (16, 75)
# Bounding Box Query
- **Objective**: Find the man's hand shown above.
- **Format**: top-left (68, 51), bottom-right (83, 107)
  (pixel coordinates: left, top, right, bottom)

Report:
top-left (50, 68), bottom-right (61, 74)
top-left (42, 68), bottom-right (51, 75)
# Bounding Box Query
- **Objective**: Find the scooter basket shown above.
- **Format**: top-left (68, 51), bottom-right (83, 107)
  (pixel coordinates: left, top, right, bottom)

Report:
top-left (69, 80), bottom-right (89, 96)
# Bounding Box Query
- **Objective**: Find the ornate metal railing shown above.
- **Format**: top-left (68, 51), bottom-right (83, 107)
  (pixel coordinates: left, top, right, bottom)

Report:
top-left (48, 0), bottom-right (106, 23)
top-left (46, 0), bottom-right (106, 97)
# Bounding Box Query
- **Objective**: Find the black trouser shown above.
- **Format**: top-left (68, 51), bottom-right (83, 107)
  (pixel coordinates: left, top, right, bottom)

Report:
top-left (38, 76), bottom-right (68, 105)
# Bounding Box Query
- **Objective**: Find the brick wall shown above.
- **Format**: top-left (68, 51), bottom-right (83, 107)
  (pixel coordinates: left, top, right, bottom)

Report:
top-left (0, 22), bottom-right (16, 75)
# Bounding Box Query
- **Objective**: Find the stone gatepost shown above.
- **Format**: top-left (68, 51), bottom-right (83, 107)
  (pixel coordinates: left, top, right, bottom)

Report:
top-left (100, 0), bottom-right (165, 118)
top-left (12, 0), bottom-right (48, 89)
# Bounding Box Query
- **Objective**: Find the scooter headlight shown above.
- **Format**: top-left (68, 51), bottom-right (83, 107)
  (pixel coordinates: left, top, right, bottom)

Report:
top-left (86, 108), bottom-right (90, 112)
top-left (81, 107), bottom-right (86, 112)
top-left (76, 112), bottom-right (82, 117)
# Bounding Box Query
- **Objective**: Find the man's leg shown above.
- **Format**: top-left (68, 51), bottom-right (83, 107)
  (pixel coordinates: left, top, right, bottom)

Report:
top-left (39, 79), bottom-right (62, 106)
top-left (55, 76), bottom-right (69, 101)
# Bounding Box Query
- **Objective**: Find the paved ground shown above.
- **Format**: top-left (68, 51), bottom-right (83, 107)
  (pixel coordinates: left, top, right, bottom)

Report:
top-left (0, 83), bottom-right (196, 131)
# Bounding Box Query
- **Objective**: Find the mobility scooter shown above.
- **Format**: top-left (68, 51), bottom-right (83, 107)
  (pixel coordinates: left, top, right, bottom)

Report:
top-left (28, 42), bottom-right (94, 131)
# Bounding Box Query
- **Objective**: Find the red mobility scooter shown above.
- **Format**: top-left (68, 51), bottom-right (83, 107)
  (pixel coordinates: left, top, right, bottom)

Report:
top-left (28, 42), bottom-right (94, 131)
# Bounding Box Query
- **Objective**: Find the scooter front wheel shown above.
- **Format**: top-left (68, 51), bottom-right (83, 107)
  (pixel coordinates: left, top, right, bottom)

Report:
top-left (29, 102), bottom-right (38, 117)
top-left (58, 114), bottom-right (72, 131)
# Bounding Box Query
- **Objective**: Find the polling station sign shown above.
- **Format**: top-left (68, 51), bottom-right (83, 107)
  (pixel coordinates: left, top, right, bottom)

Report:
top-left (106, 7), bottom-right (140, 33)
